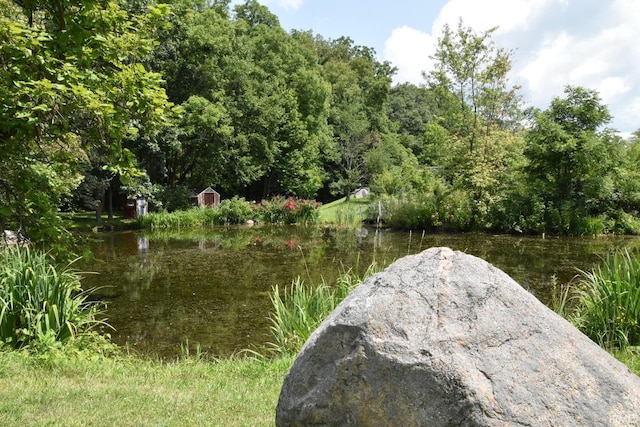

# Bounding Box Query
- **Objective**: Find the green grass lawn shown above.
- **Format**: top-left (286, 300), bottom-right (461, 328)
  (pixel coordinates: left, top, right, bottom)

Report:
top-left (317, 197), bottom-right (372, 225)
top-left (0, 348), bottom-right (637, 426)
top-left (0, 351), bottom-right (292, 427)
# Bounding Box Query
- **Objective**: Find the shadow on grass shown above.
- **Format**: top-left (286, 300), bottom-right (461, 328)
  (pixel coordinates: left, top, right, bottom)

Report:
top-left (61, 211), bottom-right (139, 233)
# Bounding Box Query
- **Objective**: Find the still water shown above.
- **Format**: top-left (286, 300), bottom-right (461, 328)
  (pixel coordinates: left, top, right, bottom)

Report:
top-left (81, 226), bottom-right (640, 359)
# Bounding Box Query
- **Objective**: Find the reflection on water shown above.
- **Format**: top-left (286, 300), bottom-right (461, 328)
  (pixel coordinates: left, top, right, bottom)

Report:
top-left (81, 226), bottom-right (640, 359)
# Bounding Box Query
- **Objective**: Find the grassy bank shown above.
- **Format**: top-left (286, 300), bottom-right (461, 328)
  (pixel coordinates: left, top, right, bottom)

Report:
top-left (317, 197), bottom-right (371, 225)
top-left (0, 244), bottom-right (288, 426)
top-left (0, 347), bottom-right (638, 427)
top-left (0, 350), bottom-right (291, 426)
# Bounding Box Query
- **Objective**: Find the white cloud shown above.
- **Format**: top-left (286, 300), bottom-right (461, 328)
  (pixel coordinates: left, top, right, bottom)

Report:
top-left (433, 0), bottom-right (551, 35)
top-left (277, 0), bottom-right (303, 10)
top-left (519, 32), bottom-right (574, 99)
top-left (613, 0), bottom-right (640, 20)
top-left (263, 0), bottom-right (303, 10)
top-left (384, 26), bottom-right (437, 85)
top-left (630, 97), bottom-right (640, 116)
top-left (514, 3), bottom-right (640, 132)
top-left (569, 57), bottom-right (608, 83)
top-left (597, 78), bottom-right (630, 104)
top-left (383, 0), bottom-right (555, 87)
top-left (419, 0), bottom-right (640, 132)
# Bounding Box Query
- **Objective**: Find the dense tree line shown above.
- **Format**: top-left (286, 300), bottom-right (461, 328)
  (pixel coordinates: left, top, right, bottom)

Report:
top-left (2, 0), bottom-right (640, 247)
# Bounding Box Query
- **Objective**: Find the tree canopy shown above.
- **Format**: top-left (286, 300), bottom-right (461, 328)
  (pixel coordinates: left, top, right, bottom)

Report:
top-left (1, 0), bottom-right (173, 247)
top-left (2, 1), bottom-right (639, 246)
top-left (146, 0), bottom-right (332, 198)
top-left (522, 86), bottom-right (630, 233)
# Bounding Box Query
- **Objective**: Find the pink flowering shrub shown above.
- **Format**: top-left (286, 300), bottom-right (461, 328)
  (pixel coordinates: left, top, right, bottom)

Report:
top-left (254, 196), bottom-right (320, 224)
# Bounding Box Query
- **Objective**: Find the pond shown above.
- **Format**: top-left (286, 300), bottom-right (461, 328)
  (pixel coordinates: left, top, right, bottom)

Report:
top-left (81, 226), bottom-right (640, 359)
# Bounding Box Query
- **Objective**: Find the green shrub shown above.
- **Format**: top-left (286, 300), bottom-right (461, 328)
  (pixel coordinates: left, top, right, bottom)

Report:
top-left (513, 198), bottom-right (547, 235)
top-left (0, 246), bottom-right (106, 350)
top-left (439, 189), bottom-right (473, 230)
top-left (573, 249), bottom-right (640, 349)
top-left (384, 189), bottom-right (474, 232)
top-left (201, 206), bottom-right (221, 225)
top-left (576, 216), bottom-right (608, 236)
top-left (218, 196), bottom-right (254, 224)
top-left (255, 196), bottom-right (319, 225)
top-left (386, 198), bottom-right (437, 230)
top-left (611, 210), bottom-right (640, 235)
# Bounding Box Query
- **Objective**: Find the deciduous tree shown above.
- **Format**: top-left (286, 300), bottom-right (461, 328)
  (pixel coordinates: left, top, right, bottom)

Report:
top-left (317, 36), bottom-right (395, 199)
top-left (523, 86), bottom-right (624, 233)
top-left (426, 19), bottom-right (522, 152)
top-left (0, 0), bottom-right (172, 247)
top-left (146, 0), bottom-right (330, 199)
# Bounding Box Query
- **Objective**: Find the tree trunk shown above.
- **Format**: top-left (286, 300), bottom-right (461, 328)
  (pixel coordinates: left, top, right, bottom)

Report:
top-left (107, 183), bottom-right (114, 221)
top-left (96, 203), bottom-right (103, 225)
top-left (95, 188), bottom-right (104, 224)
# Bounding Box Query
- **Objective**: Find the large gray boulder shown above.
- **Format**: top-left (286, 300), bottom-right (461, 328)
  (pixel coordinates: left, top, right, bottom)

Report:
top-left (276, 247), bottom-right (640, 426)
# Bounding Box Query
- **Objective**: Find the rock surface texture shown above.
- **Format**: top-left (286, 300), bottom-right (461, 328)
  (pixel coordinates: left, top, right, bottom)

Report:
top-left (276, 247), bottom-right (640, 426)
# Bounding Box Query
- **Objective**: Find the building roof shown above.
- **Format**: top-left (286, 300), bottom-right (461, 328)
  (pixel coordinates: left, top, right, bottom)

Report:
top-left (198, 187), bottom-right (220, 196)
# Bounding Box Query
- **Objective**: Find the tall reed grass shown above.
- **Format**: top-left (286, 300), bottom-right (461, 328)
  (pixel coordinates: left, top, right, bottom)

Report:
top-left (138, 208), bottom-right (222, 229)
top-left (573, 249), bottom-right (640, 350)
top-left (0, 245), bottom-right (105, 350)
top-left (138, 197), bottom-right (255, 229)
top-left (334, 205), bottom-right (361, 226)
top-left (268, 262), bottom-right (378, 356)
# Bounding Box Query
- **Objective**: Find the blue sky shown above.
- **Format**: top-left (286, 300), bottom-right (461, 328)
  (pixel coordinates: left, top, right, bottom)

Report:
top-left (257, 1), bottom-right (448, 58)
top-left (231, 0), bottom-right (640, 135)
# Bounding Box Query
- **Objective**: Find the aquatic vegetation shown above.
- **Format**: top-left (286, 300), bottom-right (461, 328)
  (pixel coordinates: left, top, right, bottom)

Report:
top-left (268, 262), bottom-right (378, 356)
top-left (0, 245), bottom-right (106, 350)
top-left (138, 206), bottom-right (227, 228)
top-left (573, 249), bottom-right (640, 349)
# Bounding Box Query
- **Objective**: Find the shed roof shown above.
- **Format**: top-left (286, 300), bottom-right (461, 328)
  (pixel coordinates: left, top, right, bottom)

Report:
top-left (198, 187), bottom-right (220, 196)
